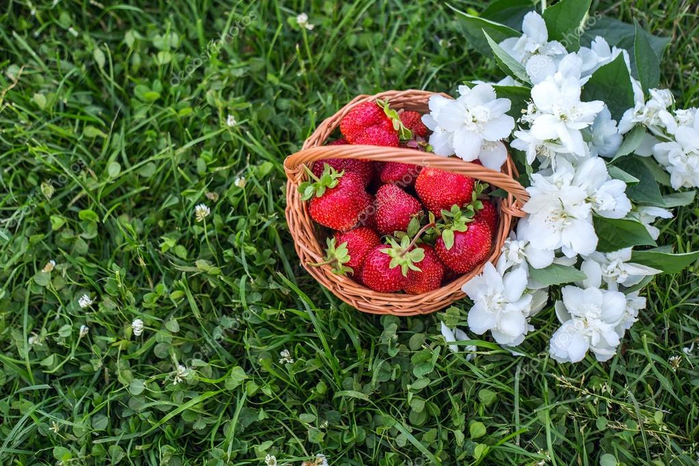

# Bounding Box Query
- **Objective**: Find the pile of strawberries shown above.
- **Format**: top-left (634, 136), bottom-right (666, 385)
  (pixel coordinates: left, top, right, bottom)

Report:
top-left (299, 100), bottom-right (498, 294)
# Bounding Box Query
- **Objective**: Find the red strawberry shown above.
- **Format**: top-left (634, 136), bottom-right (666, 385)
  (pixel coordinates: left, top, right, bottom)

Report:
top-left (474, 199), bottom-right (498, 234)
top-left (415, 168), bottom-right (475, 218)
top-left (435, 221), bottom-right (492, 274)
top-left (311, 158), bottom-right (374, 187)
top-left (375, 184), bottom-right (422, 235)
top-left (328, 138), bottom-right (348, 146)
top-left (358, 195), bottom-right (378, 230)
top-left (340, 102), bottom-right (388, 142)
top-left (404, 245), bottom-right (445, 294)
top-left (400, 110), bottom-right (428, 138)
top-left (379, 162), bottom-right (422, 187)
top-left (351, 123), bottom-right (399, 147)
top-left (340, 101), bottom-right (407, 147)
top-left (301, 166), bottom-right (372, 231)
top-left (360, 237), bottom-right (425, 292)
top-left (333, 227), bottom-right (381, 272)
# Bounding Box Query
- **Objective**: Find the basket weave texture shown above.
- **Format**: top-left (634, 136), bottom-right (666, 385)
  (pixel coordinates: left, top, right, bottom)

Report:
top-left (284, 90), bottom-right (530, 316)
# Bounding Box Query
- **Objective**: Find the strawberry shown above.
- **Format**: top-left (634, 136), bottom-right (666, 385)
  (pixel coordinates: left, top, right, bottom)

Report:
top-left (340, 100), bottom-right (411, 147)
top-left (435, 221), bottom-right (492, 274)
top-left (328, 138), bottom-right (348, 146)
top-left (351, 123), bottom-right (400, 147)
top-left (378, 162), bottom-right (422, 187)
top-left (375, 184), bottom-right (422, 235)
top-left (415, 167), bottom-right (475, 218)
top-left (358, 195), bottom-right (378, 230)
top-left (400, 110), bottom-right (429, 138)
top-left (404, 245), bottom-right (445, 294)
top-left (333, 227), bottom-right (381, 272)
top-left (474, 198), bottom-right (498, 234)
top-left (300, 166), bottom-right (371, 231)
top-left (360, 237), bottom-right (425, 292)
top-left (311, 158), bottom-right (374, 187)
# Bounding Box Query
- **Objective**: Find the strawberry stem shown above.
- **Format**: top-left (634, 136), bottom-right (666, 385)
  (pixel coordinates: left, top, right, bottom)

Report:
top-left (401, 222), bottom-right (435, 258)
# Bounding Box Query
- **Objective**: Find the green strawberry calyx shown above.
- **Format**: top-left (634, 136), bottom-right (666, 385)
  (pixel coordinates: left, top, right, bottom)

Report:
top-left (434, 204), bottom-right (476, 251)
top-left (468, 181), bottom-right (490, 213)
top-left (309, 238), bottom-right (353, 275)
top-left (381, 235), bottom-right (425, 277)
top-left (376, 99), bottom-right (413, 141)
top-left (298, 164), bottom-right (344, 200)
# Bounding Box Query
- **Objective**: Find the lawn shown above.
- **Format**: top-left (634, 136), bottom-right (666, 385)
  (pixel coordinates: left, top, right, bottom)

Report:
top-left (0, 0), bottom-right (698, 465)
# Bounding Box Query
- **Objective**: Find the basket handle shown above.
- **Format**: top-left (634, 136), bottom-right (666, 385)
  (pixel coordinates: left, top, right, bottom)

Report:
top-left (284, 145), bottom-right (530, 217)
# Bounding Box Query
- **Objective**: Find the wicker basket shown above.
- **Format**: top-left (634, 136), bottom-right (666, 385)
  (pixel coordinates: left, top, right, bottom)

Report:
top-left (284, 90), bottom-right (529, 316)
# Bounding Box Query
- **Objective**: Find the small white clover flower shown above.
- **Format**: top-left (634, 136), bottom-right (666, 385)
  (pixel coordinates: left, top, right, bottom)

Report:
top-left (279, 349), bottom-right (294, 364)
top-left (42, 260), bottom-right (56, 273)
top-left (78, 294), bottom-right (93, 309)
top-left (668, 355), bottom-right (681, 372)
top-left (226, 114), bottom-right (237, 127)
top-left (265, 454), bottom-right (278, 466)
top-left (234, 176), bottom-right (246, 188)
top-left (194, 204), bottom-right (210, 222)
top-left (132, 318), bottom-right (144, 336)
top-left (28, 333), bottom-right (40, 346)
top-left (296, 13), bottom-right (314, 30)
top-left (172, 364), bottom-right (190, 385)
top-left (50, 421), bottom-right (60, 434)
top-left (79, 325), bottom-right (89, 337)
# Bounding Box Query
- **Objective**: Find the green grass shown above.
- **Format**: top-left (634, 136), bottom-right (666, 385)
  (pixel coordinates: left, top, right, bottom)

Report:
top-left (0, 0), bottom-right (698, 464)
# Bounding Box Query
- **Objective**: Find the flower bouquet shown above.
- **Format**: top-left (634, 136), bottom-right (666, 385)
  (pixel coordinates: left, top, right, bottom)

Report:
top-left (287, 0), bottom-right (699, 364)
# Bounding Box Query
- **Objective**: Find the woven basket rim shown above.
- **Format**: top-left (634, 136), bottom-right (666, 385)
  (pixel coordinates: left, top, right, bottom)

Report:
top-left (284, 89), bottom-right (528, 316)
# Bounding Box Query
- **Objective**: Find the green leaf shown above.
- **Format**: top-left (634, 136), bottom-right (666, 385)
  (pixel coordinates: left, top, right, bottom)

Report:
top-left (450, 5), bottom-right (521, 56)
top-left (225, 366), bottom-right (248, 390)
top-left (33, 93), bottom-right (47, 109)
top-left (593, 216), bottom-right (657, 252)
top-left (34, 271), bottom-right (51, 287)
top-left (639, 156), bottom-right (672, 187)
top-left (485, 32), bottom-right (530, 83)
top-left (582, 17), bottom-right (670, 59)
top-left (607, 165), bottom-right (639, 185)
top-left (93, 47), bottom-right (106, 68)
top-left (659, 191), bottom-right (695, 208)
top-left (542, 0), bottom-right (592, 49)
top-left (481, 0), bottom-right (536, 30)
top-left (613, 158), bottom-right (664, 206)
top-left (129, 379), bottom-right (145, 395)
top-left (107, 161), bottom-right (121, 178)
top-left (165, 318), bottom-right (180, 333)
top-left (469, 421), bottom-right (487, 439)
top-left (53, 446), bottom-right (72, 462)
top-left (634, 20), bottom-right (661, 91)
top-left (600, 454), bottom-right (618, 466)
top-left (613, 125), bottom-right (646, 160)
top-left (630, 248), bottom-right (699, 274)
top-left (529, 263), bottom-right (587, 286)
top-left (581, 54), bottom-right (634, 121)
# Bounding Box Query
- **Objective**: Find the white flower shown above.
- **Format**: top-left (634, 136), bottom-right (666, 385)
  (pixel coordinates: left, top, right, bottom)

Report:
top-left (511, 127), bottom-right (570, 166)
top-left (226, 114), bottom-right (237, 127)
top-left (572, 157), bottom-right (631, 219)
top-left (234, 176), bottom-right (246, 188)
top-left (315, 454), bottom-right (329, 466)
top-left (652, 118), bottom-right (699, 189)
top-left (499, 12), bottom-right (567, 84)
top-left (496, 232), bottom-right (555, 273)
top-left (79, 325), bottom-right (89, 337)
top-left (194, 203), bottom-right (210, 222)
top-left (28, 333), bottom-right (41, 346)
top-left (132, 318), bottom-right (144, 336)
top-left (279, 349), bottom-right (294, 364)
top-left (296, 13), bottom-right (314, 30)
top-left (585, 36), bottom-right (630, 75)
top-left (463, 263), bottom-right (538, 346)
top-left (580, 248), bottom-right (660, 291)
top-left (673, 107), bottom-right (698, 128)
top-left (587, 107), bottom-right (622, 157)
top-left (630, 206), bottom-right (673, 240)
top-left (42, 260), bottom-right (56, 273)
top-left (616, 291), bottom-right (646, 336)
top-left (519, 165), bottom-right (597, 257)
top-left (432, 84), bottom-right (514, 168)
top-left (265, 455), bottom-right (278, 466)
top-left (172, 364), bottom-right (189, 385)
top-left (550, 286), bottom-right (626, 363)
top-left (529, 74), bottom-right (605, 157)
top-left (78, 294), bottom-right (93, 309)
top-left (423, 94), bottom-right (455, 156)
top-left (619, 88), bottom-right (676, 136)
